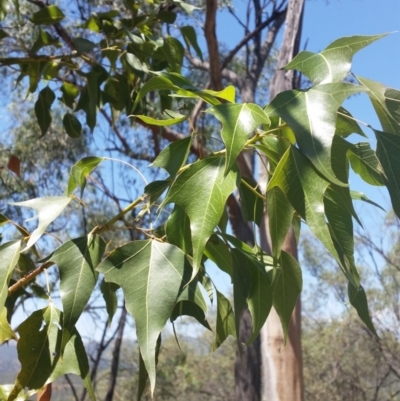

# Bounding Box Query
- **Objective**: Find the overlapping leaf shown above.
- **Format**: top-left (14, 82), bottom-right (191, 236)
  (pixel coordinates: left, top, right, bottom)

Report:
top-left (0, 241), bottom-right (20, 314)
top-left (285, 34), bottom-right (387, 85)
top-left (162, 156), bottom-right (239, 276)
top-left (67, 156), bottom-right (104, 196)
top-left (48, 236), bottom-right (105, 343)
top-left (350, 190), bottom-right (385, 212)
top-left (8, 305), bottom-right (94, 401)
top-left (97, 240), bottom-right (192, 394)
top-left (207, 103), bottom-right (270, 174)
top-left (0, 308), bottom-right (16, 344)
top-left (239, 177), bottom-right (264, 226)
top-left (10, 196), bottom-right (72, 250)
top-left (100, 279), bottom-right (119, 327)
top-left (166, 205), bottom-right (192, 254)
top-left (266, 83), bottom-right (364, 185)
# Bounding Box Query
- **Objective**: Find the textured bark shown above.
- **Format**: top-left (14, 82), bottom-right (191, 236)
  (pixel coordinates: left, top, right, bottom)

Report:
top-left (260, 1), bottom-right (305, 400)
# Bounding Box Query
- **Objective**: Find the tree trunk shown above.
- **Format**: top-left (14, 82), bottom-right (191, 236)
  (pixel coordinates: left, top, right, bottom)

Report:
top-left (260, 1), bottom-right (305, 400)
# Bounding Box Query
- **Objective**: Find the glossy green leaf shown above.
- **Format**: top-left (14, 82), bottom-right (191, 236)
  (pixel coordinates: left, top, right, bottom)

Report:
top-left (348, 142), bottom-right (385, 186)
top-left (254, 134), bottom-right (290, 172)
top-left (0, 241), bottom-right (20, 315)
top-left (267, 186), bottom-right (294, 259)
top-left (134, 109), bottom-right (188, 126)
top-left (97, 240), bottom-right (192, 394)
top-left (29, 5), bottom-right (65, 25)
top-left (239, 177), bottom-right (264, 226)
top-left (10, 196), bottom-right (71, 250)
top-left (204, 234), bottom-right (233, 276)
top-left (335, 107), bottom-right (367, 138)
top-left (266, 83), bottom-right (364, 185)
top-left (0, 308), bottom-right (17, 344)
top-left (181, 25), bottom-right (203, 61)
top-left (162, 156), bottom-right (239, 276)
top-left (375, 129), bottom-right (400, 217)
top-left (273, 251), bottom-right (302, 342)
top-left (100, 279), bottom-right (119, 327)
top-left (63, 113), bottom-right (82, 138)
top-left (8, 305), bottom-right (94, 401)
top-left (35, 86), bottom-right (55, 136)
top-left (212, 290), bottom-right (236, 352)
top-left (166, 205), bottom-right (192, 254)
top-left (285, 34), bottom-right (387, 85)
top-left (151, 136), bottom-right (192, 177)
top-left (268, 147), bottom-right (355, 283)
top-left (124, 52), bottom-right (149, 74)
top-left (348, 283), bottom-right (377, 336)
top-left (67, 156), bottom-right (104, 196)
top-left (207, 103), bottom-right (270, 174)
top-left (350, 190), bottom-right (385, 212)
top-left (48, 236), bottom-right (105, 344)
top-left (356, 76), bottom-right (400, 135)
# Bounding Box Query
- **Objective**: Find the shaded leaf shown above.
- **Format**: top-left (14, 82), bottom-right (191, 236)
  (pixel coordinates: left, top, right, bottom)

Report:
top-left (31, 28), bottom-right (60, 54)
top-left (166, 205), bottom-right (192, 254)
top-left (239, 177), bottom-right (264, 226)
top-left (150, 136), bottom-right (192, 177)
top-left (181, 25), bottom-right (203, 61)
top-left (29, 5), bottom-right (65, 25)
top-left (204, 234), bottom-right (233, 276)
top-left (35, 87), bottom-right (55, 136)
top-left (72, 38), bottom-right (96, 54)
top-left (375, 129), bottom-right (400, 217)
top-left (8, 305), bottom-right (94, 401)
top-left (335, 107), bottom-right (367, 138)
top-left (67, 156), bottom-right (104, 196)
top-left (63, 113), bottom-right (82, 138)
top-left (285, 34), bottom-right (387, 85)
top-left (266, 83), bottom-right (364, 185)
top-left (100, 279), bottom-right (119, 327)
top-left (162, 156), bottom-right (239, 276)
top-left (171, 301), bottom-right (211, 330)
top-left (273, 251), bottom-right (302, 342)
top-left (207, 103), bottom-right (270, 174)
top-left (143, 180), bottom-right (169, 206)
top-left (10, 196), bottom-right (71, 250)
top-left (97, 240), bottom-right (192, 394)
top-left (348, 282), bottom-right (377, 336)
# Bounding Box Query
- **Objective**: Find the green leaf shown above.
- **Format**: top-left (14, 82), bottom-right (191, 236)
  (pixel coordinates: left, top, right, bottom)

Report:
top-left (180, 26), bottom-right (203, 61)
top-left (97, 240), bottom-right (192, 394)
top-left (348, 142), bottom-right (385, 186)
top-left (143, 180), bottom-right (169, 205)
top-left (0, 0), bottom-right (9, 21)
top-left (356, 76), bottom-right (400, 135)
top-left (267, 186), bottom-right (294, 259)
top-left (166, 205), bottom-right (192, 254)
top-left (207, 103), bottom-right (270, 174)
top-left (268, 147), bottom-right (354, 283)
top-left (48, 236), bottom-right (105, 344)
top-left (8, 305), bottom-right (94, 401)
top-left (10, 196), bottom-right (71, 250)
top-left (34, 86), bottom-right (55, 136)
top-left (29, 5), bottom-right (65, 25)
top-left (60, 82), bottom-right (80, 109)
top-left (134, 109), bottom-right (188, 126)
top-left (212, 290), bottom-right (236, 352)
top-left (0, 308), bottom-right (17, 344)
top-left (348, 282), bottom-right (377, 336)
top-left (254, 134), bottom-right (291, 172)
top-left (273, 251), bottom-right (302, 342)
top-left (150, 136), bottom-right (192, 177)
top-left (67, 156), bottom-right (104, 196)
top-left (63, 113), bottom-right (82, 138)
top-left (31, 28), bottom-right (61, 54)
top-left (100, 279), bottom-right (119, 327)
top-left (204, 234), bottom-right (233, 276)
top-left (72, 38), bottom-right (96, 54)
top-left (124, 52), bottom-right (149, 74)
top-left (0, 240), bottom-right (20, 315)
top-left (0, 212), bottom-right (8, 226)
top-left (171, 301), bottom-right (211, 330)
top-left (162, 156), bottom-right (239, 276)
top-left (266, 83), bottom-right (364, 185)
top-left (162, 36), bottom-right (184, 73)
top-left (0, 28), bottom-right (8, 40)
top-left (335, 107), bottom-right (367, 138)
top-left (173, 0), bottom-right (202, 14)
top-left (285, 34), bottom-right (387, 85)
top-left (239, 177), bottom-right (264, 226)
top-left (350, 190), bottom-right (385, 212)
top-left (375, 129), bottom-right (400, 217)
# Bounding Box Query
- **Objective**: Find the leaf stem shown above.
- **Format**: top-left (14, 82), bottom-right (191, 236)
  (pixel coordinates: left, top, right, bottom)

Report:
top-left (240, 178), bottom-right (266, 201)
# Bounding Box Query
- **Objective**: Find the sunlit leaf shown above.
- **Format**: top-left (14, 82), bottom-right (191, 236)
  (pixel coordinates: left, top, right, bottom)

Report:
top-left (350, 190), bottom-right (385, 212)
top-left (97, 240), bottom-right (192, 394)
top-left (10, 196), bottom-right (71, 250)
top-left (134, 110), bottom-right (188, 126)
top-left (67, 156), bottom-right (104, 196)
top-left (162, 156), bottom-right (239, 276)
top-left (266, 83), bottom-right (364, 185)
top-left (285, 34), bottom-right (387, 85)
top-left (29, 5), bottom-right (65, 25)
top-left (0, 308), bottom-right (17, 344)
top-left (207, 103), bottom-right (270, 174)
